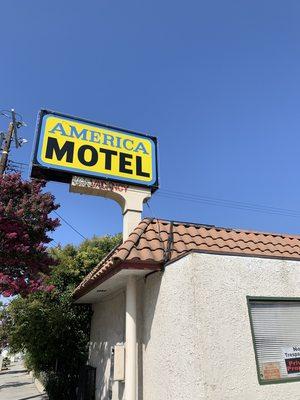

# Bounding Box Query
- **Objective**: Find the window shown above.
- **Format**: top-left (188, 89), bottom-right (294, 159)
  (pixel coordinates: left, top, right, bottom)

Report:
top-left (248, 297), bottom-right (300, 384)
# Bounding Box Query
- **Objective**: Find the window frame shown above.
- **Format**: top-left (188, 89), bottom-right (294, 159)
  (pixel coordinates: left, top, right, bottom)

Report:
top-left (247, 296), bottom-right (300, 385)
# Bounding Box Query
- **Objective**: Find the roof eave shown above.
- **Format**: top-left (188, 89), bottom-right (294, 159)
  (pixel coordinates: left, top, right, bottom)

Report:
top-left (73, 260), bottom-right (162, 301)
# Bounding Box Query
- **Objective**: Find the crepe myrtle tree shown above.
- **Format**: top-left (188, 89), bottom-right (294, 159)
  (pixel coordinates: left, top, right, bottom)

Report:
top-left (0, 173), bottom-right (60, 297)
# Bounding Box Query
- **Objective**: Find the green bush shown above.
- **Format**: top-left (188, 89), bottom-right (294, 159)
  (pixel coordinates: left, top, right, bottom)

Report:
top-left (23, 352), bottom-right (35, 372)
top-left (45, 371), bottom-right (79, 400)
top-left (3, 357), bottom-right (10, 368)
top-left (3, 234), bottom-right (121, 400)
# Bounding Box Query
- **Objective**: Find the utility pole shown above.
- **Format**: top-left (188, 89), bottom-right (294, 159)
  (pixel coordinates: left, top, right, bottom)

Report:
top-left (0, 120), bottom-right (15, 176)
top-left (0, 109), bottom-right (26, 176)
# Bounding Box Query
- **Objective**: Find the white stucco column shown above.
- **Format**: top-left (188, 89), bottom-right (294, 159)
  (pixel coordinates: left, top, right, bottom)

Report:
top-left (125, 276), bottom-right (137, 400)
top-left (122, 210), bottom-right (142, 241)
top-left (121, 187), bottom-right (151, 242)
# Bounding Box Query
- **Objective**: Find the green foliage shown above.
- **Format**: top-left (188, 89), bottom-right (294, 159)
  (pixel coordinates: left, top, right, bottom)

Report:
top-left (23, 351), bottom-right (35, 372)
top-left (0, 302), bottom-right (9, 348)
top-left (45, 372), bottom-right (76, 399)
top-left (48, 234), bottom-right (121, 292)
top-left (2, 357), bottom-right (10, 368)
top-left (3, 234), bottom-right (121, 400)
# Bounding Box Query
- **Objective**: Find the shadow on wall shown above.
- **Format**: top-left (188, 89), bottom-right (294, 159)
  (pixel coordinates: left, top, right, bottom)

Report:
top-left (137, 271), bottom-right (163, 400)
top-left (143, 271), bottom-right (163, 348)
top-left (118, 381), bottom-right (124, 399)
top-left (89, 341), bottom-right (109, 399)
top-left (88, 272), bottom-right (163, 400)
top-left (88, 290), bottom-right (126, 400)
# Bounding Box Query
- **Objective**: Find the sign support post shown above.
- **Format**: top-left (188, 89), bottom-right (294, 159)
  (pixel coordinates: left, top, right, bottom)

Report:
top-left (120, 187), bottom-right (151, 241)
top-left (70, 176), bottom-right (150, 400)
top-left (70, 176), bottom-right (151, 242)
top-left (30, 110), bottom-right (159, 400)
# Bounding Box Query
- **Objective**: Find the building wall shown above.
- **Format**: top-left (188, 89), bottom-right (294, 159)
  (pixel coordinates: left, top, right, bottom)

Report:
top-left (193, 252), bottom-right (300, 400)
top-left (88, 284), bottom-right (144, 400)
top-left (89, 252), bottom-right (300, 400)
top-left (89, 289), bottom-right (126, 400)
top-left (142, 262), bottom-right (201, 400)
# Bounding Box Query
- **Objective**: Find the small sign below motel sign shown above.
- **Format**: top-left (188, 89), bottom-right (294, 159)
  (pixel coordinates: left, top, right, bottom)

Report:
top-left (30, 110), bottom-right (158, 190)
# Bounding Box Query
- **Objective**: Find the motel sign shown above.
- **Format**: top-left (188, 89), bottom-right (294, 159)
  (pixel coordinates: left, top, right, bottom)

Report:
top-left (31, 110), bottom-right (158, 190)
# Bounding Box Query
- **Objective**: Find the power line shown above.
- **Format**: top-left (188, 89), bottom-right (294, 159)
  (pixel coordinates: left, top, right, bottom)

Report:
top-left (53, 210), bottom-right (87, 240)
top-left (49, 238), bottom-right (59, 246)
top-left (159, 189), bottom-right (297, 213)
top-left (157, 192), bottom-right (296, 217)
top-left (9, 158), bottom-right (300, 220)
top-left (0, 155), bottom-right (86, 240)
top-left (156, 189), bottom-right (300, 219)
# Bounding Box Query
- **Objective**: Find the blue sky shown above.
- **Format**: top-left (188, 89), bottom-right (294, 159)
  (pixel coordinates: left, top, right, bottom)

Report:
top-left (1, 0), bottom-right (300, 246)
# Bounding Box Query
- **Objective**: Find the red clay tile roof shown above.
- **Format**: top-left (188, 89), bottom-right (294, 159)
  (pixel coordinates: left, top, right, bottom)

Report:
top-left (73, 218), bottom-right (300, 300)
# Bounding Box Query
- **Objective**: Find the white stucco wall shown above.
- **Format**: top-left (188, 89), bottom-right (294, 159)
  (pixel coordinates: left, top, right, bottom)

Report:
top-left (89, 289), bottom-right (126, 400)
top-left (193, 253), bottom-right (300, 400)
top-left (142, 264), bottom-right (201, 400)
top-left (89, 252), bottom-right (300, 400)
top-left (142, 253), bottom-right (300, 400)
